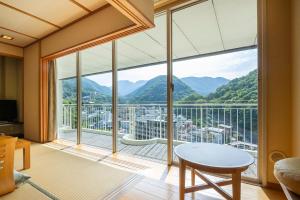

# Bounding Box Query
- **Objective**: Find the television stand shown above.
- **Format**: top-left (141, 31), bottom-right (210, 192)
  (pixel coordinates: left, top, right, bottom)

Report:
top-left (0, 122), bottom-right (23, 138)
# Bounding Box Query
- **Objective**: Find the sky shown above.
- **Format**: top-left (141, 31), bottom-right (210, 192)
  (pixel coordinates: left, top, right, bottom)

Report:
top-left (87, 49), bottom-right (257, 87)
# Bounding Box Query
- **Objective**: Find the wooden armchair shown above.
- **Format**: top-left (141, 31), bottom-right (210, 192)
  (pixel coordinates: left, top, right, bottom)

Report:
top-left (0, 137), bottom-right (17, 196)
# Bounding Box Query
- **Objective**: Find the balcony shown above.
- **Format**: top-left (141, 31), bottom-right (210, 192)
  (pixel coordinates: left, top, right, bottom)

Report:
top-left (59, 103), bottom-right (258, 178)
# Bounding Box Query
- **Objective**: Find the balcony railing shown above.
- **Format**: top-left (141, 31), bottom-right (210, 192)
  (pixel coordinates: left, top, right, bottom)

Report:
top-left (60, 103), bottom-right (258, 152)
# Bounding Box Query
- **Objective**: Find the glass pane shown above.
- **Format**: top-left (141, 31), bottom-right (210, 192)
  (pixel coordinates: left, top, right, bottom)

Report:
top-left (56, 53), bottom-right (77, 143)
top-left (172, 0), bottom-right (258, 179)
top-left (117, 13), bottom-right (167, 162)
top-left (80, 42), bottom-right (113, 149)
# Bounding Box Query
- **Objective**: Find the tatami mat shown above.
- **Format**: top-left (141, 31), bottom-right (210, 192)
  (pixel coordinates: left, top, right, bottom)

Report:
top-left (0, 183), bottom-right (51, 200)
top-left (13, 144), bottom-right (134, 200)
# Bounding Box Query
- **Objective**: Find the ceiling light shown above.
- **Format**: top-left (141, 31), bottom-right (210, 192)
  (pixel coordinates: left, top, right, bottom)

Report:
top-left (0, 35), bottom-right (14, 40)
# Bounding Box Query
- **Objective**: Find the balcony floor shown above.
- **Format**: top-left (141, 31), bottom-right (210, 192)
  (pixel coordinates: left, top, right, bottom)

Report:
top-left (58, 132), bottom-right (257, 178)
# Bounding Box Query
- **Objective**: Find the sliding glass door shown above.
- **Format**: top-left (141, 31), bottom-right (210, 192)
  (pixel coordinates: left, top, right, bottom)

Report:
top-left (80, 43), bottom-right (113, 149)
top-left (56, 53), bottom-right (78, 142)
top-left (116, 13), bottom-right (167, 161)
top-left (171, 0), bottom-right (258, 178)
top-left (56, 44), bottom-right (113, 149)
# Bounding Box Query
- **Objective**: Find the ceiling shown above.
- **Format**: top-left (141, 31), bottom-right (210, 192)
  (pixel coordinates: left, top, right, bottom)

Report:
top-left (0, 0), bottom-right (108, 47)
top-left (57, 0), bottom-right (257, 79)
top-left (117, 0), bottom-right (257, 68)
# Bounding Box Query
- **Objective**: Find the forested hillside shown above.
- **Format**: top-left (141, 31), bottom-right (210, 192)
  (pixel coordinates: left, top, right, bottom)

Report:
top-left (207, 69), bottom-right (257, 103)
top-left (61, 69), bottom-right (258, 104)
top-left (124, 75), bottom-right (196, 103)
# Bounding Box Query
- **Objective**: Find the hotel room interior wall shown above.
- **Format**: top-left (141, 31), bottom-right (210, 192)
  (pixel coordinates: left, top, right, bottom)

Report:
top-left (265, 0), bottom-right (292, 184)
top-left (0, 43), bottom-right (23, 58)
top-left (17, 60), bottom-right (24, 122)
top-left (41, 6), bottom-right (134, 57)
top-left (24, 43), bottom-right (40, 142)
top-left (0, 56), bottom-right (23, 122)
top-left (5, 58), bottom-right (23, 122)
top-left (291, 0), bottom-right (300, 157)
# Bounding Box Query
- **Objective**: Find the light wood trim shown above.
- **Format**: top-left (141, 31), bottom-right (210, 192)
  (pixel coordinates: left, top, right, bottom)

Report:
top-left (258, 0), bottom-right (268, 187)
top-left (191, 168), bottom-right (195, 186)
top-left (0, 1), bottom-right (60, 29)
top-left (232, 172), bottom-right (241, 200)
top-left (196, 171), bottom-right (233, 200)
top-left (76, 52), bottom-right (81, 145)
top-left (40, 46), bottom-right (49, 143)
top-left (179, 159), bottom-right (186, 200)
top-left (42, 24), bottom-right (141, 61)
top-left (69, 0), bottom-right (92, 12)
top-left (185, 179), bottom-right (232, 193)
top-left (106, 0), bottom-right (154, 28)
top-left (41, 60), bottom-right (49, 143)
top-left (0, 26), bottom-right (38, 40)
top-left (154, 0), bottom-right (195, 13)
top-left (15, 139), bottom-right (31, 170)
top-left (112, 40), bottom-right (118, 153)
top-left (0, 41), bottom-right (23, 48)
top-left (167, 9), bottom-right (173, 166)
top-left (0, 52), bottom-right (23, 59)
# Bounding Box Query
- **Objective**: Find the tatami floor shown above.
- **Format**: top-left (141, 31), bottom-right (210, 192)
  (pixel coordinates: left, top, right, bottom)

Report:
top-left (44, 140), bottom-right (285, 200)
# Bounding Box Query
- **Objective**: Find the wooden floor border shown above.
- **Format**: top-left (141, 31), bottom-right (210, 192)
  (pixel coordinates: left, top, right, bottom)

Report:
top-left (101, 174), bottom-right (144, 200)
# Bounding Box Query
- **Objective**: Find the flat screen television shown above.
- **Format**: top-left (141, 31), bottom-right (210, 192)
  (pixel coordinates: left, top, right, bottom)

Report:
top-left (0, 100), bottom-right (17, 122)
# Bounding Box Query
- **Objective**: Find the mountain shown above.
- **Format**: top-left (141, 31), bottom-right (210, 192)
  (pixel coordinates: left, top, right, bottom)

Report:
top-left (124, 75), bottom-right (196, 103)
top-left (62, 77), bottom-right (111, 104)
top-left (118, 80), bottom-right (147, 96)
top-left (181, 77), bottom-right (229, 96)
top-left (62, 70), bottom-right (257, 104)
top-left (207, 69), bottom-right (258, 103)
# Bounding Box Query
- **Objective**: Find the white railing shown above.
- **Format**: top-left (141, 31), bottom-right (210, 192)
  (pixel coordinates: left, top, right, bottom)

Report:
top-left (60, 103), bottom-right (258, 152)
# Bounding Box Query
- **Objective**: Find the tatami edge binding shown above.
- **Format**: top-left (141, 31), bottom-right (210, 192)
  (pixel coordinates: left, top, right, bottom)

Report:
top-left (26, 180), bottom-right (60, 200)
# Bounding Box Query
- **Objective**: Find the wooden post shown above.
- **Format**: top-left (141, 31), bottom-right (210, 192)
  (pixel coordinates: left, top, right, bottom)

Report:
top-left (232, 172), bottom-right (241, 200)
top-left (191, 168), bottom-right (195, 186)
top-left (179, 159), bottom-right (186, 200)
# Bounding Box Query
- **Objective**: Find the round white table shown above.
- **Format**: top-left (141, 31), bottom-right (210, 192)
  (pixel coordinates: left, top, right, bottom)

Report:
top-left (175, 143), bottom-right (254, 200)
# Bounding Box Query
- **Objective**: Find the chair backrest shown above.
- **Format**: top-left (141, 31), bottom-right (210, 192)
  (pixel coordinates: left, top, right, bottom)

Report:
top-left (0, 137), bottom-right (17, 196)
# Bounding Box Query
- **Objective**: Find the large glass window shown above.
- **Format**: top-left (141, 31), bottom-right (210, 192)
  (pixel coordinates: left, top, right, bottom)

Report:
top-left (55, 0), bottom-right (258, 180)
top-left (172, 0), bottom-right (258, 178)
top-left (116, 13), bottom-right (167, 161)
